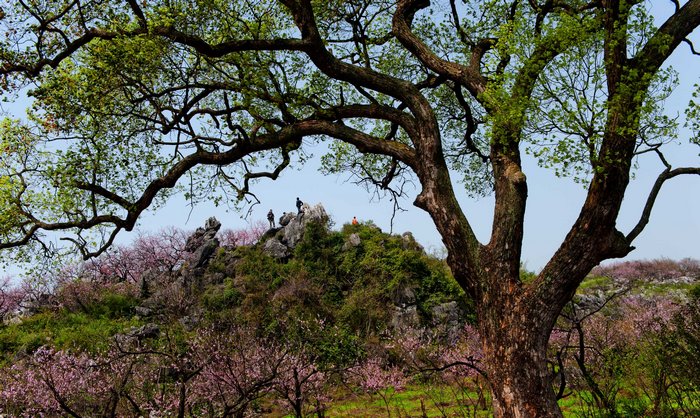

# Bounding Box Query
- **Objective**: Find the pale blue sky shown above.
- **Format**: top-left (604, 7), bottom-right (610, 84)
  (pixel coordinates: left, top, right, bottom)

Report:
top-left (130, 2), bottom-right (699, 271)
top-left (2, 2), bottom-right (699, 277)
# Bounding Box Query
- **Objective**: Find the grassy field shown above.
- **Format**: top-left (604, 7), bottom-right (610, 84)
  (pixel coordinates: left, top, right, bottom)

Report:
top-left (267, 383), bottom-right (613, 418)
top-left (284, 384), bottom-right (697, 417)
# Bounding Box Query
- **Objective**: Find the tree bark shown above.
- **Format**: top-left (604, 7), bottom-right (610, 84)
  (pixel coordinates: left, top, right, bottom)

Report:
top-left (477, 286), bottom-right (564, 418)
top-left (483, 334), bottom-right (561, 418)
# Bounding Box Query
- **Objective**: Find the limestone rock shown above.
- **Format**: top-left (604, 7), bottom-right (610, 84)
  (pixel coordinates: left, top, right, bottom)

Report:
top-left (184, 216), bottom-right (221, 252)
top-left (130, 323), bottom-right (160, 339)
top-left (180, 315), bottom-right (200, 331)
top-left (282, 203), bottom-right (328, 248)
top-left (279, 212), bottom-right (295, 226)
top-left (390, 305), bottom-right (421, 332)
top-left (116, 323), bottom-right (160, 344)
top-left (431, 301), bottom-right (461, 324)
top-left (192, 237), bottom-right (219, 268)
top-left (263, 238), bottom-right (290, 259)
top-left (134, 305), bottom-right (153, 317)
top-left (430, 301), bottom-right (466, 342)
top-left (139, 268), bottom-right (161, 298)
top-left (342, 233), bottom-right (362, 250)
top-left (183, 217), bottom-right (222, 270)
top-left (401, 231), bottom-right (424, 253)
top-left (393, 285), bottom-right (417, 307)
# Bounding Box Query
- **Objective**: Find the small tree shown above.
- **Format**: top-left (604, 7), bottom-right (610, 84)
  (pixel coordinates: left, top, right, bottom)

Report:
top-left (273, 349), bottom-right (328, 418)
top-left (0, 276), bottom-right (24, 321)
top-left (351, 357), bottom-right (407, 418)
top-left (189, 327), bottom-right (287, 417)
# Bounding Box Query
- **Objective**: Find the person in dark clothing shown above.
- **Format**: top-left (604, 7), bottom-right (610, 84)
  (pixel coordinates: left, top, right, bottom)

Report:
top-left (267, 209), bottom-right (275, 228)
top-left (296, 197), bottom-right (303, 214)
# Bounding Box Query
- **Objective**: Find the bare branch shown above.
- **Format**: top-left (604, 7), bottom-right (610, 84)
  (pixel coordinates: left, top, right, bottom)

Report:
top-left (626, 164), bottom-right (700, 243)
top-left (682, 38), bottom-right (700, 55)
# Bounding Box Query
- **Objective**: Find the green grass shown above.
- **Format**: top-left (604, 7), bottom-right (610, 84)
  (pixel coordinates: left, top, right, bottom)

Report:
top-left (578, 276), bottom-right (614, 292)
top-left (317, 384), bottom-right (492, 417)
top-left (0, 310), bottom-right (141, 362)
top-left (293, 383), bottom-right (694, 417)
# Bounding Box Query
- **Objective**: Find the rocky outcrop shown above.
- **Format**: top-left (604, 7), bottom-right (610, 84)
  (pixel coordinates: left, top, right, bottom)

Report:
top-left (264, 239), bottom-right (290, 259)
top-left (185, 217), bottom-right (221, 268)
top-left (279, 212), bottom-right (295, 226)
top-left (263, 203), bottom-right (329, 258)
top-left (178, 217), bottom-right (223, 290)
top-left (390, 305), bottom-right (421, 332)
top-left (401, 231), bottom-right (424, 253)
top-left (342, 233), bottom-right (362, 250)
top-left (388, 285), bottom-right (420, 334)
top-left (282, 203), bottom-right (328, 248)
top-left (115, 323), bottom-right (160, 344)
top-left (431, 301), bottom-right (465, 340)
top-left (393, 286), bottom-right (417, 308)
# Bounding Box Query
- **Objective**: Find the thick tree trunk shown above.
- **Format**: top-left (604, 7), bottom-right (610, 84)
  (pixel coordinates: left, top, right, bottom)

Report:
top-left (481, 323), bottom-right (562, 418)
top-left (473, 264), bottom-right (569, 418)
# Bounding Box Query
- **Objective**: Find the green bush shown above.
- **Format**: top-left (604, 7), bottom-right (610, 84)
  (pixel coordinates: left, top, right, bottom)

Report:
top-left (86, 291), bottom-right (139, 318)
top-left (0, 311), bottom-right (140, 361)
top-left (201, 278), bottom-right (242, 311)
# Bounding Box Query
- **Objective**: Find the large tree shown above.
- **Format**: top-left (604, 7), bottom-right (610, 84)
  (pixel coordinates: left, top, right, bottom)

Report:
top-left (1, 0), bottom-right (699, 416)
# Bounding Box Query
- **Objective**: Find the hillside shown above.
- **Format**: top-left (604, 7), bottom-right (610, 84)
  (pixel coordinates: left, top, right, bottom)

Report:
top-left (0, 205), bottom-right (473, 416)
top-left (0, 206), bottom-right (698, 417)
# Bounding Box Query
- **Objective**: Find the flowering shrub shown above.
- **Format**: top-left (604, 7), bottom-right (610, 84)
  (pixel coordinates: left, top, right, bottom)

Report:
top-left (55, 280), bottom-right (138, 316)
top-left (393, 324), bottom-right (483, 381)
top-left (351, 357), bottom-right (406, 393)
top-left (0, 326), bottom-right (299, 417)
top-left (591, 258), bottom-right (700, 283)
top-left (273, 349), bottom-right (329, 418)
top-left (189, 328), bottom-right (286, 416)
top-left (0, 347), bottom-right (113, 416)
top-left (219, 220), bottom-right (267, 247)
top-left (0, 276), bottom-right (25, 321)
top-left (549, 290), bottom-right (691, 415)
top-left (80, 227), bottom-right (189, 284)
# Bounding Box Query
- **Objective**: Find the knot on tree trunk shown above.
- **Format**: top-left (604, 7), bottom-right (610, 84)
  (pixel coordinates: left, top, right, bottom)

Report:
top-left (602, 229), bottom-right (632, 259)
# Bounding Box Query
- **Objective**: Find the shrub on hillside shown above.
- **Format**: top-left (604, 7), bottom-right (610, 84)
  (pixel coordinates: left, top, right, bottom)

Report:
top-left (591, 258), bottom-right (700, 283)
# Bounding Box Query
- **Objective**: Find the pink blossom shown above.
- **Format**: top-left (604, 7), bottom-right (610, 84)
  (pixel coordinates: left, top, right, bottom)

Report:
top-left (219, 220), bottom-right (267, 247)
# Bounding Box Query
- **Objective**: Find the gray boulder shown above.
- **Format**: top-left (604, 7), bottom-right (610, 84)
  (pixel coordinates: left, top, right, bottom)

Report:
top-left (279, 212), bottom-right (295, 226)
top-left (129, 323), bottom-right (160, 339)
top-left (180, 315), bottom-right (200, 331)
top-left (185, 217), bottom-right (221, 252)
top-left (390, 305), bottom-right (421, 332)
top-left (139, 268), bottom-right (162, 298)
top-left (393, 285), bottom-right (417, 307)
top-left (431, 301), bottom-right (462, 325)
top-left (184, 217), bottom-right (222, 269)
top-left (430, 301), bottom-right (466, 342)
top-left (192, 237), bottom-right (219, 268)
top-left (263, 238), bottom-right (290, 259)
top-left (342, 233), bottom-right (362, 250)
top-left (134, 305), bottom-right (154, 317)
top-left (116, 323), bottom-right (160, 344)
top-left (282, 203), bottom-right (328, 248)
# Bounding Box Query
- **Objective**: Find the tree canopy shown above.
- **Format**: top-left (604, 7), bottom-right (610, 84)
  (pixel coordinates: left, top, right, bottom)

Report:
top-left (1, 1), bottom-right (699, 416)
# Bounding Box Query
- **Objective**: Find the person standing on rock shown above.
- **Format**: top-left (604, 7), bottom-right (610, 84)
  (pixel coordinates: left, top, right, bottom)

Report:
top-left (296, 197), bottom-right (303, 214)
top-left (267, 209), bottom-right (275, 228)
